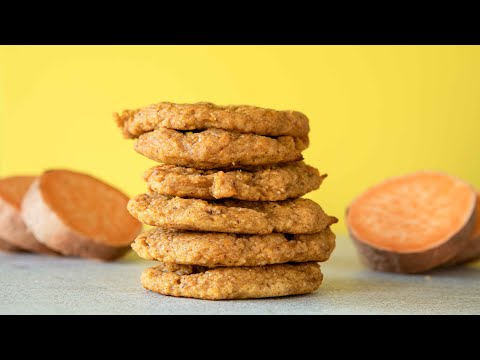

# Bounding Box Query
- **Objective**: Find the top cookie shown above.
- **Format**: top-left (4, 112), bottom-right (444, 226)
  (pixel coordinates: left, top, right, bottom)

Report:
top-left (114, 102), bottom-right (310, 138)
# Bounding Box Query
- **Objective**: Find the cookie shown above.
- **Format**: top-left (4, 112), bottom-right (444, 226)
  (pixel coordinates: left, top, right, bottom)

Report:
top-left (134, 128), bottom-right (308, 169)
top-left (144, 162), bottom-right (326, 201)
top-left (21, 170), bottom-right (143, 261)
top-left (128, 193), bottom-right (337, 234)
top-left (0, 176), bottom-right (56, 254)
top-left (114, 102), bottom-right (309, 139)
top-left (141, 262), bottom-right (322, 300)
top-left (132, 227), bottom-right (336, 267)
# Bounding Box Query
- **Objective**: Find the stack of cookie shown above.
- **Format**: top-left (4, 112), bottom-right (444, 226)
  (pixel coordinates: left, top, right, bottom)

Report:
top-left (116, 102), bottom-right (337, 300)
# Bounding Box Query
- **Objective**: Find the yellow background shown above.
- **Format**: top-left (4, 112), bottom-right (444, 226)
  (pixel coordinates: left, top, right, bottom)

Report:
top-left (1, 46), bottom-right (480, 234)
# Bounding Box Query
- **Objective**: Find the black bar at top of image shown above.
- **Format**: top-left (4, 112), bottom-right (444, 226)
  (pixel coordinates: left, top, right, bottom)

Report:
top-left (2, 9), bottom-right (480, 45)
top-left (3, 31), bottom-right (480, 45)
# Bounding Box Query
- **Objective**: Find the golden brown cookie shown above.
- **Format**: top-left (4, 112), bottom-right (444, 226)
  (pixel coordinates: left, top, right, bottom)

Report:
top-left (134, 128), bottom-right (308, 169)
top-left (114, 102), bottom-right (309, 139)
top-left (132, 227), bottom-right (336, 267)
top-left (128, 193), bottom-right (337, 234)
top-left (141, 262), bottom-right (322, 300)
top-left (144, 162), bottom-right (325, 201)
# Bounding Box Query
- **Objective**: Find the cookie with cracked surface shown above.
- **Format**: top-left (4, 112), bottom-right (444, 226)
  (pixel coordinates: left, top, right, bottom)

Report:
top-left (141, 262), bottom-right (322, 300)
top-left (128, 193), bottom-right (338, 234)
top-left (114, 101), bottom-right (309, 139)
top-left (134, 128), bottom-right (308, 169)
top-left (132, 227), bottom-right (336, 267)
top-left (144, 162), bottom-right (326, 201)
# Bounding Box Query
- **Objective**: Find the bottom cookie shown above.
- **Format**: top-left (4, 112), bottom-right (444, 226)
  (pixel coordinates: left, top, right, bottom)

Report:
top-left (141, 262), bottom-right (322, 300)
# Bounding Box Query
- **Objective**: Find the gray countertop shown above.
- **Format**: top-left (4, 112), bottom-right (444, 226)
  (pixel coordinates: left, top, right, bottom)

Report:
top-left (1, 236), bottom-right (479, 315)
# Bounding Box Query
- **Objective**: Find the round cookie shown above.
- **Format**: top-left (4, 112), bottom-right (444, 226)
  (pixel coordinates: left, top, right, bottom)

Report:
top-left (134, 128), bottom-right (308, 169)
top-left (115, 102), bottom-right (310, 139)
top-left (132, 227), bottom-right (336, 267)
top-left (0, 176), bottom-right (56, 254)
top-left (128, 193), bottom-right (338, 235)
top-left (144, 162), bottom-right (326, 201)
top-left (141, 262), bottom-right (323, 300)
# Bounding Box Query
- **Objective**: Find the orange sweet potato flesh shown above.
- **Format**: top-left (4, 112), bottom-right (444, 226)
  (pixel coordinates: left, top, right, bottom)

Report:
top-left (0, 176), bottom-right (37, 209)
top-left (21, 170), bottom-right (143, 260)
top-left (38, 170), bottom-right (142, 247)
top-left (346, 172), bottom-right (477, 273)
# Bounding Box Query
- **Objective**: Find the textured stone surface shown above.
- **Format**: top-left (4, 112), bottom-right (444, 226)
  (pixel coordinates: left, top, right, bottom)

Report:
top-left (0, 236), bottom-right (479, 314)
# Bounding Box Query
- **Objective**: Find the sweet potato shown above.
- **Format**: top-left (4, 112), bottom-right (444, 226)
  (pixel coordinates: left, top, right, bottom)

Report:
top-left (445, 193), bottom-right (480, 266)
top-left (346, 172), bottom-right (477, 273)
top-left (0, 176), bottom-right (56, 254)
top-left (0, 237), bottom-right (21, 252)
top-left (21, 169), bottom-right (142, 261)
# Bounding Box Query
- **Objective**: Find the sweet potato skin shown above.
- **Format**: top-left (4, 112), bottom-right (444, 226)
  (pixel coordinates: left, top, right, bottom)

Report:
top-left (347, 206), bottom-right (477, 274)
top-left (0, 237), bottom-right (20, 252)
top-left (0, 197), bottom-right (56, 254)
top-left (444, 235), bottom-right (480, 266)
top-left (444, 195), bottom-right (480, 266)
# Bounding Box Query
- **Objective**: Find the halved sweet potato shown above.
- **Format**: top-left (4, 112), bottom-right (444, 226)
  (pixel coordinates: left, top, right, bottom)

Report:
top-left (0, 237), bottom-right (21, 252)
top-left (0, 176), bottom-right (56, 254)
top-left (445, 193), bottom-right (480, 266)
top-left (21, 170), bottom-right (142, 261)
top-left (346, 172), bottom-right (477, 273)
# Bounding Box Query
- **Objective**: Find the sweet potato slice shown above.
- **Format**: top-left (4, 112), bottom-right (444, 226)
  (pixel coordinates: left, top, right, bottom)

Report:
top-left (346, 172), bottom-right (477, 273)
top-left (0, 176), bottom-right (56, 254)
top-left (21, 170), bottom-right (142, 261)
top-left (0, 237), bottom-right (21, 252)
top-left (445, 193), bottom-right (480, 266)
